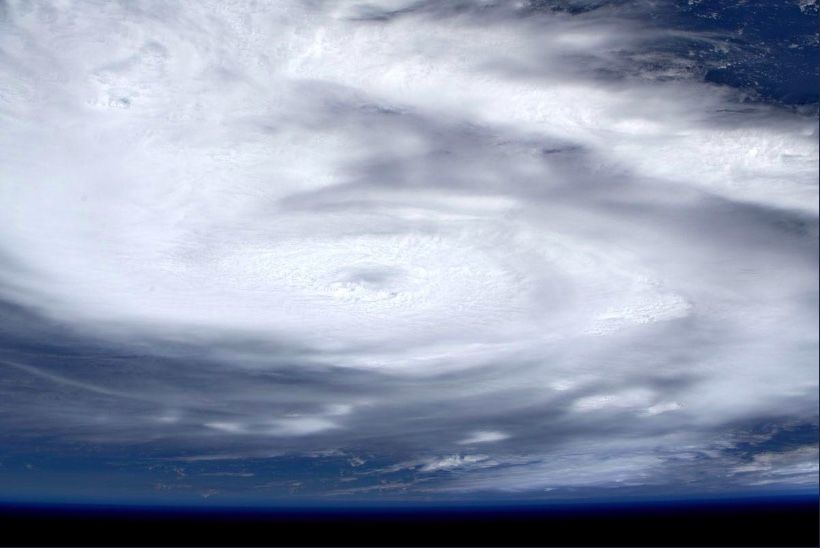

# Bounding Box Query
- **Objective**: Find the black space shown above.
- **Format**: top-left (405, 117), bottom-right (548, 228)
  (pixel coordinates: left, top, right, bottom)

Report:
top-left (1, 496), bottom-right (818, 546)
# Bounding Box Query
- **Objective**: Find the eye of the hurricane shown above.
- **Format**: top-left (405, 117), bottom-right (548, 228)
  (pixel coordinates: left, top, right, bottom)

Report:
top-left (325, 264), bottom-right (414, 302)
top-left (228, 229), bottom-right (521, 318)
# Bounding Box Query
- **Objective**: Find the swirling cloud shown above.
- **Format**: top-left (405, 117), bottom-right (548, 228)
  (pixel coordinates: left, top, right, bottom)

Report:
top-left (0, 0), bottom-right (816, 500)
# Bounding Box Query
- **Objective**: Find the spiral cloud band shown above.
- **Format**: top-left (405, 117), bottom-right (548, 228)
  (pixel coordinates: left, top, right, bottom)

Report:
top-left (0, 0), bottom-right (817, 501)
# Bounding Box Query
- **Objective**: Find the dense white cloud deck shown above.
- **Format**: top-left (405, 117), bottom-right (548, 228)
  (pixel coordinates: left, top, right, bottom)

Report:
top-left (0, 0), bottom-right (817, 496)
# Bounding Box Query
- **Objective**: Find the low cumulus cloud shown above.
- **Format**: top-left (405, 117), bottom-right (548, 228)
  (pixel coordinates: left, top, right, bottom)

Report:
top-left (0, 0), bottom-right (816, 498)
